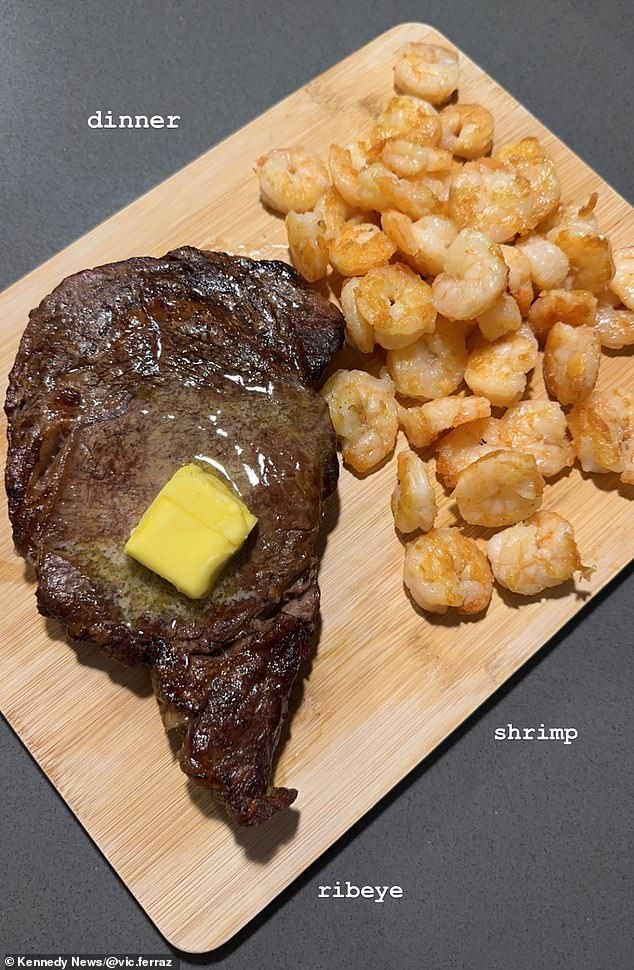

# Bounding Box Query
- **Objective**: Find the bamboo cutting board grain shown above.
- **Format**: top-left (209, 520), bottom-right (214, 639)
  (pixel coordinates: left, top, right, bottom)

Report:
top-left (0, 23), bottom-right (632, 953)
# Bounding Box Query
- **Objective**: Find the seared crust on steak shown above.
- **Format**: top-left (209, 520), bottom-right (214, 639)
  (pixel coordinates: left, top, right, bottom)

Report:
top-left (5, 247), bottom-right (344, 824)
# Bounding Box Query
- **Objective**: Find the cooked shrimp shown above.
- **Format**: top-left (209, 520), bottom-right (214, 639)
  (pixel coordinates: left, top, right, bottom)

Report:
top-left (330, 143), bottom-right (432, 217)
top-left (394, 43), bottom-right (459, 105)
top-left (255, 147), bottom-right (329, 214)
top-left (372, 95), bottom-right (441, 145)
top-left (285, 211), bottom-right (329, 282)
top-left (594, 299), bottom-right (634, 349)
top-left (432, 228), bottom-right (508, 320)
top-left (448, 165), bottom-right (534, 243)
top-left (439, 104), bottom-right (494, 159)
top-left (500, 244), bottom-right (534, 316)
top-left (381, 139), bottom-right (453, 179)
top-left (399, 395), bottom-right (491, 449)
top-left (403, 528), bottom-right (493, 614)
top-left (355, 263), bottom-right (436, 349)
top-left (435, 416), bottom-right (503, 489)
top-left (453, 450), bottom-right (544, 527)
top-left (382, 211), bottom-right (458, 276)
top-left (350, 161), bottom-right (437, 219)
top-left (609, 247), bottom-right (634, 310)
top-left (555, 194), bottom-right (600, 233)
top-left (418, 161), bottom-right (463, 207)
top-left (340, 277), bottom-right (374, 353)
top-left (543, 323), bottom-right (600, 406)
top-left (548, 195), bottom-right (614, 294)
top-left (328, 222), bottom-right (395, 276)
top-left (527, 288), bottom-right (597, 343)
top-left (494, 137), bottom-right (561, 226)
top-left (476, 293), bottom-right (521, 340)
top-left (568, 388), bottom-right (634, 484)
top-left (515, 234), bottom-right (570, 289)
top-left (386, 317), bottom-right (468, 399)
top-left (328, 142), bottom-right (377, 209)
top-left (464, 324), bottom-right (538, 408)
top-left (487, 511), bottom-right (593, 595)
top-left (499, 400), bottom-right (575, 477)
top-left (375, 168), bottom-right (438, 220)
top-left (316, 186), bottom-right (367, 240)
top-left (391, 450), bottom-right (437, 533)
top-left (556, 231), bottom-right (614, 294)
top-left (321, 369), bottom-right (398, 473)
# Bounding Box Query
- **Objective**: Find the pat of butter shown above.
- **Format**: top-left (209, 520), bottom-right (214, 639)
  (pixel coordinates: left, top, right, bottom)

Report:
top-left (125, 463), bottom-right (257, 599)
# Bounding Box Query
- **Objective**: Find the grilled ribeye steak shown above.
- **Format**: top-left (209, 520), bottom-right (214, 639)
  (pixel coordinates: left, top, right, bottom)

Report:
top-left (5, 247), bottom-right (344, 825)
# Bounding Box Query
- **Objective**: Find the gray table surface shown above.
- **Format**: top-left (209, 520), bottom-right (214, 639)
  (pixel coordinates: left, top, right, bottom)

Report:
top-left (1, 1), bottom-right (632, 967)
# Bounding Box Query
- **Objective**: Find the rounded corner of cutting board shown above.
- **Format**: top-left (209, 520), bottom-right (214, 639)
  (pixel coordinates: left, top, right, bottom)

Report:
top-left (377, 21), bottom-right (446, 41)
top-left (154, 925), bottom-right (221, 957)
top-left (154, 904), bottom-right (257, 955)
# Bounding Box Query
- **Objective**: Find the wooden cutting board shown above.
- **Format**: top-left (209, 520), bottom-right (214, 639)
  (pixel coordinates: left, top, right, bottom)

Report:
top-left (0, 22), bottom-right (632, 953)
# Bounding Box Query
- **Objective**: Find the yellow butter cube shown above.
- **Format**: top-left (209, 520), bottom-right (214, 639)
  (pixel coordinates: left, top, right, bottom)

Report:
top-left (125, 463), bottom-right (257, 599)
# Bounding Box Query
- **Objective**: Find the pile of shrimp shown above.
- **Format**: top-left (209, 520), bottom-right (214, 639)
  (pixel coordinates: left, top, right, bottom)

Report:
top-left (256, 40), bottom-right (633, 616)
